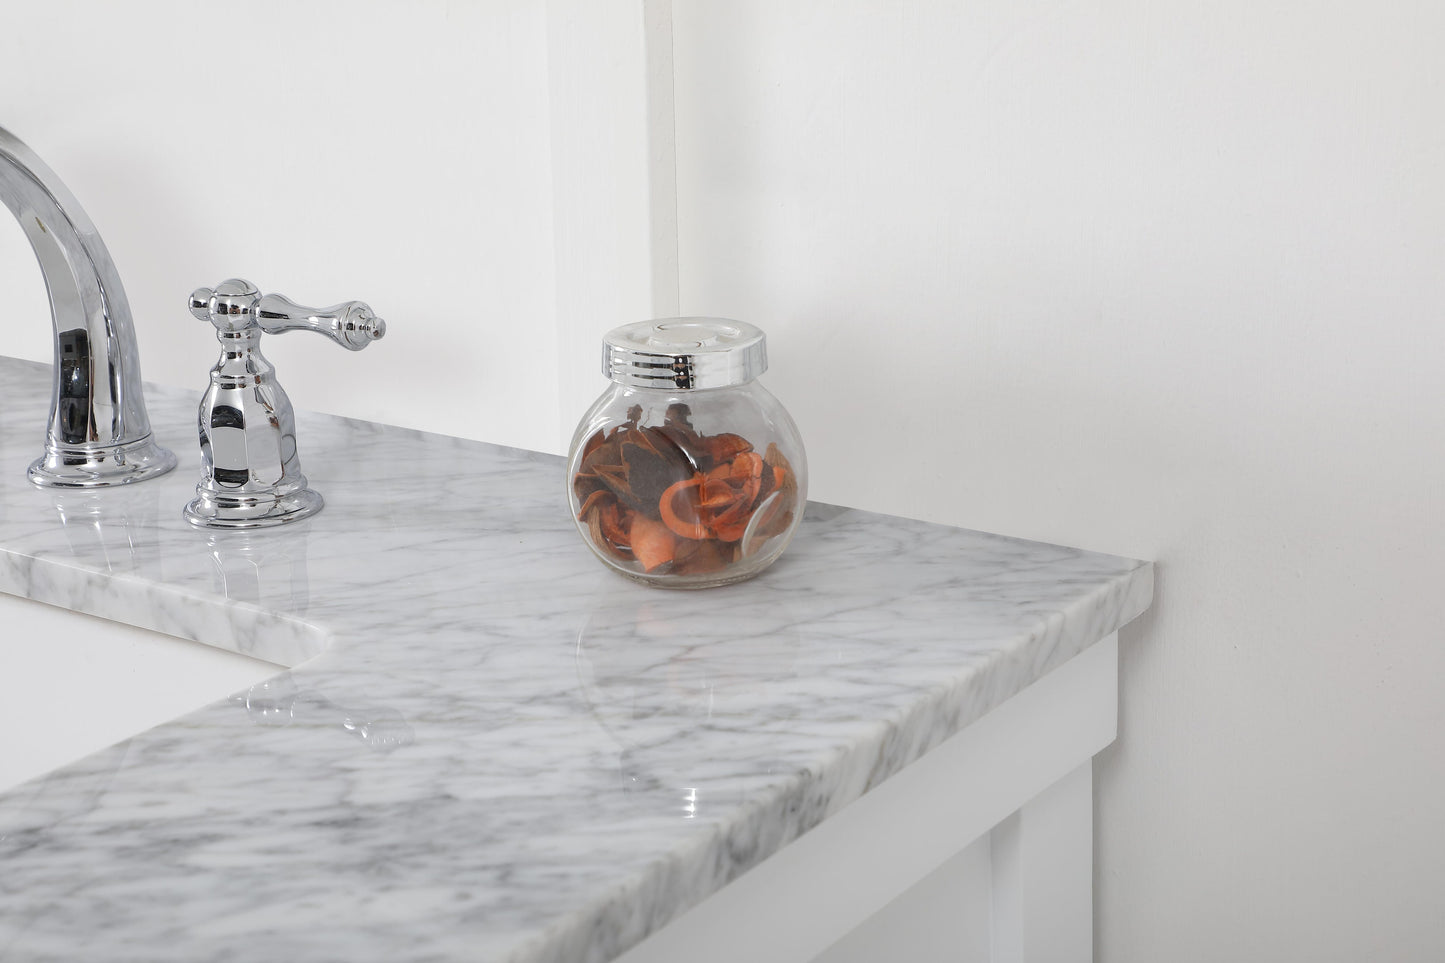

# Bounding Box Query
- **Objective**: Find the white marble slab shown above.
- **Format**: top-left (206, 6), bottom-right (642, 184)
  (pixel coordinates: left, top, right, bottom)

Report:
top-left (0, 357), bottom-right (1152, 962)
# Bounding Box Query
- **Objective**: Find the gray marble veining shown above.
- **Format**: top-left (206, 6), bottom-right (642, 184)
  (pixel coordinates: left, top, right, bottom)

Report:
top-left (0, 357), bottom-right (1152, 962)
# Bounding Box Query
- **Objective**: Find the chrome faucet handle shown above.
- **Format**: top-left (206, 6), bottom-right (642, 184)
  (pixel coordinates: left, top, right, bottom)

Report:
top-left (188, 284), bottom-right (387, 348)
top-left (183, 278), bottom-right (386, 531)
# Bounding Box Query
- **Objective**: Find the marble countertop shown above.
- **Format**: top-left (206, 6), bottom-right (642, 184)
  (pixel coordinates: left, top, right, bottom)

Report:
top-left (0, 357), bottom-right (1152, 962)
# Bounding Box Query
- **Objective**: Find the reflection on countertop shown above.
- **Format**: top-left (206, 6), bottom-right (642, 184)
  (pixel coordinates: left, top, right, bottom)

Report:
top-left (49, 486), bottom-right (164, 578)
top-left (235, 673), bottom-right (413, 752)
top-left (206, 530), bottom-right (311, 614)
top-left (577, 589), bottom-right (804, 818)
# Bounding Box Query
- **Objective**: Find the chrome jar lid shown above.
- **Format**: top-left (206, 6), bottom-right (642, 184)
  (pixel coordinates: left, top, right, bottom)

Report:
top-left (603, 318), bottom-right (767, 390)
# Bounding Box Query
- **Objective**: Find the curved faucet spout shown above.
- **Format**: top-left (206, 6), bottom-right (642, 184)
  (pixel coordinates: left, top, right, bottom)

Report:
top-left (0, 125), bottom-right (175, 487)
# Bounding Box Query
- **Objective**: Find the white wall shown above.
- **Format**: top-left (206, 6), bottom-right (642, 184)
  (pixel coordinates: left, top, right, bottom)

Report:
top-left (4, 1), bottom-right (1444, 959)
top-left (671, 1), bottom-right (1445, 960)
top-left (0, 0), bottom-right (669, 456)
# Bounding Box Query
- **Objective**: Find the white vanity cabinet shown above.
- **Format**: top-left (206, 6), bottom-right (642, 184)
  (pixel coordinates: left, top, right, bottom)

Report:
top-left (619, 636), bottom-right (1118, 963)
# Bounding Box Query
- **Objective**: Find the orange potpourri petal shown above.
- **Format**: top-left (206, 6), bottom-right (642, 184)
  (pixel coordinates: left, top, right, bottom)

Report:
top-left (709, 503), bottom-right (752, 542)
top-left (733, 450), bottom-right (764, 503)
top-left (659, 476), bottom-right (710, 540)
top-left (630, 515), bottom-right (677, 572)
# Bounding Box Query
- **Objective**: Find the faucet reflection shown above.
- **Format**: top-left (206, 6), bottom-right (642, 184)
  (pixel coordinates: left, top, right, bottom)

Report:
top-left (49, 485), bottom-right (162, 577)
top-left (206, 531), bottom-right (311, 614)
top-left (0, 126), bottom-right (175, 488)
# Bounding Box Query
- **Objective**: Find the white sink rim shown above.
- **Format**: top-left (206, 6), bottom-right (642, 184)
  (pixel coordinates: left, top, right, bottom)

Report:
top-left (0, 593), bottom-right (291, 794)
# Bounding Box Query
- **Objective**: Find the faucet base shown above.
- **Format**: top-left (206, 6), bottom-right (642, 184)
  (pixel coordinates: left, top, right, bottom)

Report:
top-left (183, 487), bottom-right (324, 531)
top-left (28, 437), bottom-right (178, 489)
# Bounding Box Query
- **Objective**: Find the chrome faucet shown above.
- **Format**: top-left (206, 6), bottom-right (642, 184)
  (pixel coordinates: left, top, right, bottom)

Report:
top-left (185, 279), bottom-right (385, 530)
top-left (0, 125), bottom-right (175, 487)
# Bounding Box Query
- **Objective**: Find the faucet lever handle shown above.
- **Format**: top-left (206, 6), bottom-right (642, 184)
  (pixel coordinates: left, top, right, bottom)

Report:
top-left (255, 292), bottom-right (387, 351)
top-left (188, 279), bottom-right (386, 351)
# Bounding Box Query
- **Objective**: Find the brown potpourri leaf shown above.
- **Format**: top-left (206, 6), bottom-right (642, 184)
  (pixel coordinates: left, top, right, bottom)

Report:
top-left (672, 536), bottom-right (730, 575)
top-left (613, 430), bottom-right (693, 515)
top-left (701, 433), bottom-right (753, 466)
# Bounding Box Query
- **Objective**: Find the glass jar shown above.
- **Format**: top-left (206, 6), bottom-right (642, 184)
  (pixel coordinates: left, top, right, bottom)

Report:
top-left (567, 318), bottom-right (807, 589)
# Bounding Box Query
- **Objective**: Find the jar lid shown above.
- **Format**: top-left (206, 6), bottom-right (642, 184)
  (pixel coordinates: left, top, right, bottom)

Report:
top-left (602, 318), bottom-right (768, 390)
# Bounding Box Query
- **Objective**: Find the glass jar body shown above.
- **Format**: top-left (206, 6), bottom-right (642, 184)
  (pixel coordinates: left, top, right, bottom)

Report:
top-left (567, 380), bottom-right (807, 589)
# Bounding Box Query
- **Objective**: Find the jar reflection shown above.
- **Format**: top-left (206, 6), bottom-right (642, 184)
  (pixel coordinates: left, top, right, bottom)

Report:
top-left (576, 586), bottom-right (802, 819)
top-left (235, 674), bottom-right (413, 753)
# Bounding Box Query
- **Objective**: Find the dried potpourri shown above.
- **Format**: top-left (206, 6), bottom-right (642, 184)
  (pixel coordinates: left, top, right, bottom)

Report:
top-left (572, 404), bottom-right (798, 576)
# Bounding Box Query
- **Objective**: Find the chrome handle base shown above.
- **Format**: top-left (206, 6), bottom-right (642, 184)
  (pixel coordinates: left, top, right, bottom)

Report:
top-left (184, 487), bottom-right (326, 532)
top-left (184, 279), bottom-right (385, 531)
top-left (29, 437), bottom-right (178, 490)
